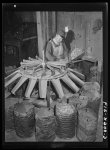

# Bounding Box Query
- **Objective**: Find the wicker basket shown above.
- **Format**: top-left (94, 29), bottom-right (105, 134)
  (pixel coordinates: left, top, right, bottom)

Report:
top-left (80, 91), bottom-right (101, 116)
top-left (76, 96), bottom-right (88, 110)
top-left (5, 105), bottom-right (15, 131)
top-left (55, 102), bottom-right (76, 139)
top-left (68, 94), bottom-right (79, 108)
top-left (35, 108), bottom-right (56, 142)
top-left (76, 107), bottom-right (98, 142)
top-left (80, 82), bottom-right (100, 93)
top-left (13, 102), bottom-right (35, 138)
top-left (87, 97), bottom-right (101, 116)
top-left (68, 94), bottom-right (88, 110)
top-left (79, 82), bottom-right (101, 115)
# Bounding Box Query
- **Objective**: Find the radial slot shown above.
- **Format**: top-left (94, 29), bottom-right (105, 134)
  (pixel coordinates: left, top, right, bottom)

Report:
top-left (47, 61), bottom-right (66, 66)
top-left (68, 68), bottom-right (85, 80)
top-left (35, 55), bottom-right (42, 61)
top-left (24, 59), bottom-right (39, 62)
top-left (28, 58), bottom-right (42, 64)
top-left (61, 74), bottom-right (79, 93)
top-left (33, 64), bottom-right (42, 71)
top-left (28, 57), bottom-right (37, 61)
top-left (23, 59), bottom-right (32, 63)
top-left (41, 69), bottom-right (52, 79)
top-left (47, 64), bottom-right (61, 69)
top-left (33, 69), bottom-right (43, 79)
top-left (20, 62), bottom-right (40, 66)
top-left (39, 79), bottom-right (48, 98)
top-left (47, 65), bottom-right (55, 72)
top-left (22, 59), bottom-right (41, 64)
top-left (5, 70), bottom-right (20, 81)
top-left (11, 76), bottom-right (28, 95)
top-left (5, 73), bottom-right (21, 88)
top-left (25, 78), bottom-right (37, 98)
top-left (68, 72), bottom-right (85, 86)
top-left (51, 78), bottom-right (64, 98)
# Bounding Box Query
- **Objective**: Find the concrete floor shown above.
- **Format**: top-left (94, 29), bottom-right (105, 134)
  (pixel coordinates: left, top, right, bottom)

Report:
top-left (5, 94), bottom-right (103, 142)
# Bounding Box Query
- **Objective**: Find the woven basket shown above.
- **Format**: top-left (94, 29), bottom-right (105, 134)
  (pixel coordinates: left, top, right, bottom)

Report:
top-left (80, 91), bottom-right (101, 116)
top-left (87, 97), bottom-right (101, 116)
top-left (76, 107), bottom-right (98, 142)
top-left (35, 108), bottom-right (56, 142)
top-left (80, 82), bottom-right (100, 93)
top-left (13, 102), bottom-right (35, 138)
top-left (79, 82), bottom-right (101, 116)
top-left (68, 94), bottom-right (79, 108)
top-left (68, 94), bottom-right (89, 110)
top-left (5, 105), bottom-right (15, 131)
top-left (55, 102), bottom-right (76, 139)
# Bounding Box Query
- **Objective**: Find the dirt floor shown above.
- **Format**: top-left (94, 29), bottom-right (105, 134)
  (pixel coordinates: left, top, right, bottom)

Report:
top-left (5, 93), bottom-right (103, 142)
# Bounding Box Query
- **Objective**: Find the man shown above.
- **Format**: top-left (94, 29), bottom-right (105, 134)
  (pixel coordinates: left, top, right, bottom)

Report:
top-left (45, 30), bottom-right (69, 105)
top-left (45, 30), bottom-right (69, 61)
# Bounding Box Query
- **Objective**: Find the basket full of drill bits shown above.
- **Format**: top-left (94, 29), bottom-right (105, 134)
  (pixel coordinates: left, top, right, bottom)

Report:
top-left (5, 105), bottom-right (15, 131)
top-left (68, 94), bottom-right (88, 110)
top-left (55, 102), bottom-right (76, 139)
top-left (76, 107), bottom-right (98, 142)
top-left (79, 82), bottom-right (101, 116)
top-left (13, 102), bottom-right (35, 138)
top-left (88, 66), bottom-right (98, 82)
top-left (35, 108), bottom-right (56, 142)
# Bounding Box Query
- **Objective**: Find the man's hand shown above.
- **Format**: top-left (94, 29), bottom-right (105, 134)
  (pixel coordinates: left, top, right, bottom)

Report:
top-left (65, 26), bottom-right (69, 33)
top-left (56, 58), bottom-right (61, 61)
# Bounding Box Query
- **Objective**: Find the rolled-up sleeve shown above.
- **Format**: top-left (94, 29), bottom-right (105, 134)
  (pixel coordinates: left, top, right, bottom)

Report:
top-left (46, 42), bottom-right (56, 61)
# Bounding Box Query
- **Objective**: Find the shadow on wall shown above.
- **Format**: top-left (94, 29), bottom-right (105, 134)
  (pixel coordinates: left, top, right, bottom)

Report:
top-left (64, 30), bottom-right (75, 53)
top-left (92, 18), bottom-right (102, 34)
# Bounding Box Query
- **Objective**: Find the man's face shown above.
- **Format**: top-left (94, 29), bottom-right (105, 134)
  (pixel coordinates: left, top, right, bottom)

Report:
top-left (55, 34), bottom-right (63, 44)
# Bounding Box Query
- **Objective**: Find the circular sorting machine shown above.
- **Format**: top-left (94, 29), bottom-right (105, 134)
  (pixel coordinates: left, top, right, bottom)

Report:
top-left (5, 56), bottom-right (85, 99)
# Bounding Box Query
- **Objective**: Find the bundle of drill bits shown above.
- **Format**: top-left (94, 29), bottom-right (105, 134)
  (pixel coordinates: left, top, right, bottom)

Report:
top-left (68, 94), bottom-right (88, 110)
top-left (55, 102), bottom-right (76, 139)
top-left (79, 82), bottom-right (101, 116)
top-left (35, 108), bottom-right (56, 141)
top-left (13, 102), bottom-right (35, 138)
top-left (76, 107), bottom-right (98, 142)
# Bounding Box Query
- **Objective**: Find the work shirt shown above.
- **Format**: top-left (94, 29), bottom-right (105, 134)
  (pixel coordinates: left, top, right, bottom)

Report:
top-left (45, 39), bottom-right (68, 61)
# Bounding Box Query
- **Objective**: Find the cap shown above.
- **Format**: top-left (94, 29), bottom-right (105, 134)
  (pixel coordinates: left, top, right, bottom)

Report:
top-left (57, 30), bottom-right (65, 38)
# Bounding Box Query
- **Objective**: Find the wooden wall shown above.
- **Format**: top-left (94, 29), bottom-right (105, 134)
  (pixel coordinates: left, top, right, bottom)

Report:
top-left (85, 12), bottom-right (103, 61)
top-left (57, 12), bottom-right (103, 61)
top-left (14, 11), bottom-right (103, 62)
top-left (57, 12), bottom-right (86, 50)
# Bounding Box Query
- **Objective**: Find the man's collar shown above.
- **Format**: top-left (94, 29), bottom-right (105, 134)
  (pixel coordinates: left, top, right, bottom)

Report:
top-left (51, 39), bottom-right (61, 47)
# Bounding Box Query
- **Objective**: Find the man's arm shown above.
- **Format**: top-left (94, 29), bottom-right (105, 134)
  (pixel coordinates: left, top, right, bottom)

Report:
top-left (45, 42), bottom-right (57, 61)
